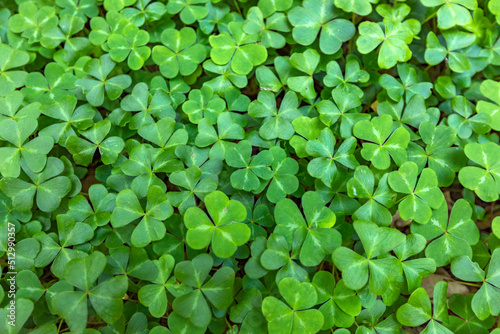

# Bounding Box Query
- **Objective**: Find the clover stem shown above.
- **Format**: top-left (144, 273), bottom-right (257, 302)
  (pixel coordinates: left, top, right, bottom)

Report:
top-left (225, 316), bottom-right (232, 329)
top-left (233, 0), bottom-right (243, 17)
top-left (57, 318), bottom-right (64, 333)
top-left (443, 278), bottom-right (481, 287)
top-left (423, 11), bottom-right (437, 24)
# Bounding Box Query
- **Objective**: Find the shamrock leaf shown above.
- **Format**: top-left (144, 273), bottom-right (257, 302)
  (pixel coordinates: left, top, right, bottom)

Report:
top-left (111, 185), bottom-right (173, 247)
top-left (290, 116), bottom-right (325, 158)
top-left (334, 0), bottom-right (377, 16)
top-left (450, 250), bottom-right (500, 320)
top-left (0, 43), bottom-right (29, 96)
top-left (396, 281), bottom-right (452, 333)
top-left (108, 25), bottom-right (151, 70)
top-left (68, 184), bottom-right (116, 228)
top-left (0, 118), bottom-right (54, 177)
top-left (288, 0), bottom-right (355, 54)
top-left (477, 80), bottom-right (500, 131)
top-left (262, 277), bottom-right (324, 334)
top-left (138, 254), bottom-right (175, 317)
top-left (274, 191), bottom-right (341, 266)
top-left (121, 0), bottom-right (167, 26)
top-left (8, 2), bottom-right (58, 43)
top-left (0, 157), bottom-right (71, 212)
top-left (353, 114), bottom-right (410, 170)
top-left (173, 254), bottom-right (234, 328)
top-left (332, 220), bottom-right (405, 294)
top-left (378, 63), bottom-right (433, 102)
top-left (420, 0), bottom-right (477, 30)
top-left (347, 166), bottom-right (397, 227)
top-left (66, 120), bottom-right (125, 166)
top-left (458, 142), bottom-right (500, 202)
top-left (266, 146), bottom-right (299, 203)
top-left (312, 272), bottom-right (361, 329)
top-left (152, 27), bottom-right (207, 78)
top-left (167, 164), bottom-right (218, 213)
top-left (412, 199), bottom-right (478, 266)
top-left (446, 294), bottom-right (496, 334)
top-left (34, 214), bottom-right (93, 278)
top-left (52, 252), bottom-right (128, 333)
top-left (408, 121), bottom-right (466, 187)
top-left (184, 191), bottom-right (250, 258)
top-left (23, 62), bottom-right (76, 104)
top-left (225, 140), bottom-right (273, 192)
top-left (121, 82), bottom-right (175, 130)
top-left (39, 96), bottom-right (95, 145)
top-left (182, 85), bottom-right (226, 124)
top-left (75, 54), bottom-right (132, 106)
top-left (306, 128), bottom-right (358, 186)
top-left (357, 19), bottom-right (414, 69)
top-left (209, 21), bottom-right (268, 75)
top-left (316, 90), bottom-right (367, 138)
top-left (323, 57), bottom-right (369, 98)
top-left (166, 0), bottom-right (209, 24)
top-left (425, 31), bottom-right (476, 73)
top-left (388, 162), bottom-right (444, 224)
top-left (249, 91), bottom-right (301, 140)
top-left (448, 96), bottom-right (491, 139)
top-left (243, 7), bottom-right (290, 49)
top-left (287, 49), bottom-right (320, 99)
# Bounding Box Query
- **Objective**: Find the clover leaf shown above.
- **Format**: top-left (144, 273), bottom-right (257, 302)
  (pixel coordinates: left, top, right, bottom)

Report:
top-left (0, 118), bottom-right (54, 177)
top-left (66, 120), bottom-right (125, 166)
top-left (166, 0), bottom-right (209, 24)
top-left (420, 0), bottom-right (477, 30)
top-left (450, 249), bottom-right (500, 320)
top-left (152, 27), bottom-right (207, 78)
top-left (458, 142), bottom-right (500, 202)
top-left (353, 114), bottom-right (410, 170)
top-left (0, 43), bottom-right (29, 96)
top-left (108, 25), bottom-right (151, 70)
top-left (412, 199), bottom-right (479, 266)
top-left (225, 140), bottom-right (273, 192)
top-left (172, 253), bottom-right (235, 328)
top-left (209, 21), bottom-right (268, 75)
top-left (347, 166), bottom-right (397, 227)
top-left (396, 281), bottom-right (452, 333)
top-left (118, 187), bottom-right (172, 246)
top-left (332, 221), bottom-right (405, 294)
top-left (262, 277), bottom-right (324, 334)
top-left (274, 191), bottom-right (341, 266)
top-left (184, 191), bottom-right (250, 258)
top-left (306, 128), bottom-right (358, 186)
top-left (288, 0), bottom-right (355, 55)
top-left (357, 19), bottom-right (414, 69)
top-left (388, 161), bottom-right (444, 224)
top-left (75, 54), bottom-right (132, 106)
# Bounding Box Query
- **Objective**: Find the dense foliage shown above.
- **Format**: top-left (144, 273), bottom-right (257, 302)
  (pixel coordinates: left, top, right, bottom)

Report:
top-left (1, 0), bottom-right (500, 333)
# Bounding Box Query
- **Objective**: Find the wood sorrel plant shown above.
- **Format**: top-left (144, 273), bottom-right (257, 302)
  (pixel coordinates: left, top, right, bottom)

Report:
top-left (0, 0), bottom-right (500, 333)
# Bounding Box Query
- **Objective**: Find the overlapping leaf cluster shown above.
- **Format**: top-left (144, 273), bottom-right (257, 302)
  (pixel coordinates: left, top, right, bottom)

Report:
top-left (1, 0), bottom-right (500, 333)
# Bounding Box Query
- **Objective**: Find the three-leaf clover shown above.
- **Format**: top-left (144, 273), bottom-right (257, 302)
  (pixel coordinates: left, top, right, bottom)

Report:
top-left (412, 199), bottom-right (479, 266)
top-left (274, 191), bottom-right (341, 266)
top-left (458, 142), bottom-right (500, 202)
top-left (450, 249), bottom-right (500, 320)
top-left (332, 220), bottom-right (405, 294)
top-left (184, 191), bottom-right (250, 258)
top-left (75, 54), bottom-right (132, 106)
top-left (108, 25), bottom-right (151, 70)
top-left (209, 22), bottom-right (268, 75)
top-left (420, 0), bottom-right (477, 30)
top-left (262, 277), bottom-right (324, 334)
top-left (306, 128), bottom-right (358, 186)
top-left (388, 161), bottom-right (444, 224)
top-left (353, 114), bottom-right (410, 170)
top-left (110, 185), bottom-right (173, 247)
top-left (152, 27), bottom-right (207, 78)
top-left (288, 0), bottom-right (355, 55)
